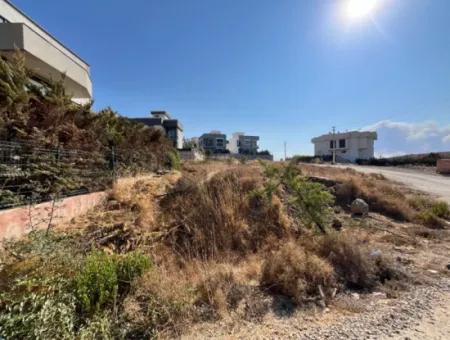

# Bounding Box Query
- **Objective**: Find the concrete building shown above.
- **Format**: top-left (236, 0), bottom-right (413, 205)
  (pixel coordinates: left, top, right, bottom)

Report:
top-left (199, 131), bottom-right (228, 154)
top-left (228, 132), bottom-right (259, 155)
top-left (311, 130), bottom-right (377, 163)
top-left (133, 111), bottom-right (184, 149)
top-left (0, 0), bottom-right (92, 103)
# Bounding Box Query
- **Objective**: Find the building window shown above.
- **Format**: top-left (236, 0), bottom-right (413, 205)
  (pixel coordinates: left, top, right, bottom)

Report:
top-left (204, 138), bottom-right (213, 147)
top-left (167, 129), bottom-right (176, 139)
top-left (329, 140), bottom-right (335, 149)
top-left (339, 139), bottom-right (346, 148)
top-left (216, 138), bottom-right (224, 147)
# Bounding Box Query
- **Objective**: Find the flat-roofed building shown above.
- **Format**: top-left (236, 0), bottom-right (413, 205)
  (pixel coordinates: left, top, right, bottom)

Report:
top-left (0, 0), bottom-right (92, 103)
top-left (311, 130), bottom-right (377, 162)
top-left (199, 131), bottom-right (227, 154)
top-left (133, 111), bottom-right (184, 149)
top-left (228, 132), bottom-right (259, 155)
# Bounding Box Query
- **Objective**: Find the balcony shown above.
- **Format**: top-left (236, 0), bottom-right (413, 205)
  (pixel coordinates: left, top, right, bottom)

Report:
top-left (0, 22), bottom-right (92, 101)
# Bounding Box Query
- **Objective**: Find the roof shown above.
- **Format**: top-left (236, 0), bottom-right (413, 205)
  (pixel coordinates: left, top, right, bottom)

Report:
top-left (311, 130), bottom-right (377, 143)
top-left (163, 119), bottom-right (183, 130)
top-left (132, 118), bottom-right (163, 126)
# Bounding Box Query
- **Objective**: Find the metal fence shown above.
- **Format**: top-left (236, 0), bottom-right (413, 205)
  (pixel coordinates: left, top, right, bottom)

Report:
top-left (0, 140), bottom-right (115, 209)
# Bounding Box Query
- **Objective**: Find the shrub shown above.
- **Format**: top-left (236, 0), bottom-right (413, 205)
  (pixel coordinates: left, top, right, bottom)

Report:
top-left (0, 277), bottom-right (76, 340)
top-left (431, 201), bottom-right (450, 219)
top-left (122, 269), bottom-right (193, 338)
top-left (75, 251), bottom-right (119, 314)
top-left (260, 162), bottom-right (334, 233)
top-left (167, 150), bottom-right (181, 170)
top-left (260, 242), bottom-right (336, 304)
top-left (75, 251), bottom-right (151, 314)
top-left (313, 233), bottom-right (400, 290)
top-left (195, 267), bottom-right (245, 318)
top-left (160, 171), bottom-right (291, 258)
top-left (416, 210), bottom-right (445, 229)
top-left (79, 313), bottom-right (115, 340)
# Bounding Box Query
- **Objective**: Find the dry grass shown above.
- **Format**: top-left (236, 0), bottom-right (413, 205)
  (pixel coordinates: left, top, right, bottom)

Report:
top-left (311, 232), bottom-right (402, 290)
top-left (158, 169), bottom-right (292, 259)
top-left (122, 267), bottom-right (194, 338)
top-left (33, 162), bottom-right (431, 337)
top-left (300, 165), bottom-right (417, 221)
top-left (261, 242), bottom-right (336, 304)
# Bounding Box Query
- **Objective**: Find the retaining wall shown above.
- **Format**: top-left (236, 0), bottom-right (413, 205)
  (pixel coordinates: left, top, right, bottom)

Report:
top-left (0, 191), bottom-right (107, 240)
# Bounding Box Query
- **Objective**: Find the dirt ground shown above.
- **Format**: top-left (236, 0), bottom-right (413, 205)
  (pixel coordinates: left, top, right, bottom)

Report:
top-left (333, 164), bottom-right (450, 204)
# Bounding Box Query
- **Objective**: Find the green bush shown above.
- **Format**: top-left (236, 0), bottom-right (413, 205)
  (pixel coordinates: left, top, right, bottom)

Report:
top-left (75, 251), bottom-right (151, 314)
top-left (79, 313), bottom-right (115, 340)
top-left (167, 150), bottom-right (181, 170)
top-left (0, 277), bottom-right (76, 340)
top-left (431, 201), bottom-right (450, 219)
top-left (260, 161), bottom-right (334, 233)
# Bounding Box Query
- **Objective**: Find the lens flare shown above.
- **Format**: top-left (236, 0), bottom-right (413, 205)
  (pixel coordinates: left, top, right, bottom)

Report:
top-left (345, 0), bottom-right (379, 20)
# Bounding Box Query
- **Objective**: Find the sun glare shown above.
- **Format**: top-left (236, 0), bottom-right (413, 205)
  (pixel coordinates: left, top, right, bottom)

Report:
top-left (345, 0), bottom-right (379, 20)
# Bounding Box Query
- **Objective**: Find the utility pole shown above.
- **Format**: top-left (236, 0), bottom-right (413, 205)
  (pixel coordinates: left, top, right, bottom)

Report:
top-left (332, 126), bottom-right (336, 165)
top-left (284, 141), bottom-right (287, 161)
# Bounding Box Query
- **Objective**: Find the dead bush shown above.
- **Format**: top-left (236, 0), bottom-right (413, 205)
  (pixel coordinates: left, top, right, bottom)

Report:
top-left (260, 242), bottom-right (336, 304)
top-left (313, 232), bottom-right (402, 290)
top-left (159, 171), bottom-right (291, 259)
top-left (194, 265), bottom-right (247, 319)
top-left (122, 268), bottom-right (194, 338)
top-left (300, 165), bottom-right (416, 221)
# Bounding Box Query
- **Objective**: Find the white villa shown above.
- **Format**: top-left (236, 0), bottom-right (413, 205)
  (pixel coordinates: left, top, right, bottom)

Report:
top-left (311, 130), bottom-right (377, 162)
top-left (0, 0), bottom-right (92, 103)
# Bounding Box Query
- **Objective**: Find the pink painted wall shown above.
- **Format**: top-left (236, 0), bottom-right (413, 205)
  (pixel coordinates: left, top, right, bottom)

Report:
top-left (0, 191), bottom-right (107, 240)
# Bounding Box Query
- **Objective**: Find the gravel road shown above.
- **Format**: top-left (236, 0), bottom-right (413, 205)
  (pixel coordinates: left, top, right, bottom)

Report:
top-left (337, 165), bottom-right (450, 204)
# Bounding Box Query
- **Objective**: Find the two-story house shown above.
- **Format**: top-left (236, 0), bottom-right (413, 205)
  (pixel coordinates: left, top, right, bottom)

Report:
top-left (199, 131), bottom-right (228, 154)
top-left (311, 130), bottom-right (377, 162)
top-left (228, 132), bottom-right (259, 155)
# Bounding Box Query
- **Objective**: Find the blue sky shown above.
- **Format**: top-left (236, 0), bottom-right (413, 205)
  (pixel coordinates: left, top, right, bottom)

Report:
top-left (14, 0), bottom-right (450, 159)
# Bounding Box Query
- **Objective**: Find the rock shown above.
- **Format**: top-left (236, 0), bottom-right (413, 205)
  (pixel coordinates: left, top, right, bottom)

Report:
top-left (351, 292), bottom-right (360, 300)
top-left (370, 249), bottom-right (382, 258)
top-left (447, 263), bottom-right (450, 270)
top-left (427, 269), bottom-right (438, 274)
top-left (351, 198), bottom-right (369, 216)
top-left (372, 292), bottom-right (388, 299)
top-left (332, 218), bottom-right (343, 231)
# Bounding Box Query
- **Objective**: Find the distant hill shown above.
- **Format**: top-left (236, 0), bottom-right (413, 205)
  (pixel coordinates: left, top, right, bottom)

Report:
top-left (357, 152), bottom-right (450, 166)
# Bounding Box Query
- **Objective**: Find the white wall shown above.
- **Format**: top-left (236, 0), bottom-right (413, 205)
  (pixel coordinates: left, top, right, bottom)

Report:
top-left (312, 132), bottom-right (376, 162)
top-left (0, 1), bottom-right (92, 100)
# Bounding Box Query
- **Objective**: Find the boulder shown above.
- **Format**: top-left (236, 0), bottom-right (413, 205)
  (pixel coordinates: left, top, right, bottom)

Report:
top-left (351, 198), bottom-right (369, 216)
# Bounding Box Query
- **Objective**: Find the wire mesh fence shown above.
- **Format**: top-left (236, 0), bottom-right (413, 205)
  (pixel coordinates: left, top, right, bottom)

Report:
top-left (0, 140), bottom-right (115, 209)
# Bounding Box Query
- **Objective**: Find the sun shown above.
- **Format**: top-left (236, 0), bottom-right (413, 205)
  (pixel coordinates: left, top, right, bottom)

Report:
top-left (344, 0), bottom-right (379, 20)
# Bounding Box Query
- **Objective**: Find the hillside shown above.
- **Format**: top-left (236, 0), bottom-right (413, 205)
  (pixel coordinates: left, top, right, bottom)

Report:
top-left (1, 161), bottom-right (449, 338)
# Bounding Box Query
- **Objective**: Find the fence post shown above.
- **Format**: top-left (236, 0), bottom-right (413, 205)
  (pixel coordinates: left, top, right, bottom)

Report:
top-left (111, 145), bottom-right (117, 184)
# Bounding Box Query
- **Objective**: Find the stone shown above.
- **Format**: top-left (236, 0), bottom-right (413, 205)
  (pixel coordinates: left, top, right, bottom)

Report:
top-left (332, 218), bottom-right (343, 231)
top-left (351, 292), bottom-right (360, 300)
top-left (351, 198), bottom-right (369, 216)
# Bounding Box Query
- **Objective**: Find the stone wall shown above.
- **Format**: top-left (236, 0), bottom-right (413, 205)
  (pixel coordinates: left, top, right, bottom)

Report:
top-left (0, 191), bottom-right (106, 240)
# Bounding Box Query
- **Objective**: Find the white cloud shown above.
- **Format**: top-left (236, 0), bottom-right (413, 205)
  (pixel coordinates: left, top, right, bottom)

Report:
top-left (361, 120), bottom-right (450, 156)
top-left (362, 120), bottom-right (450, 141)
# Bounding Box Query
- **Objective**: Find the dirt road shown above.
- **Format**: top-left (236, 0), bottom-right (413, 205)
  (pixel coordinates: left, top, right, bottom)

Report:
top-left (338, 165), bottom-right (450, 204)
